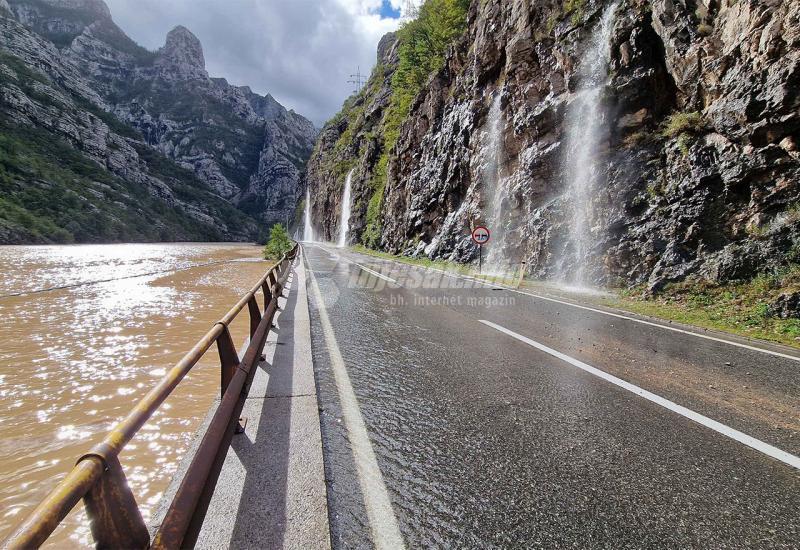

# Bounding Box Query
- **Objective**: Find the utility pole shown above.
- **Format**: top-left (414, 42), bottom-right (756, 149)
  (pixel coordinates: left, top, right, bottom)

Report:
top-left (348, 67), bottom-right (366, 94)
top-left (402, 0), bottom-right (419, 19)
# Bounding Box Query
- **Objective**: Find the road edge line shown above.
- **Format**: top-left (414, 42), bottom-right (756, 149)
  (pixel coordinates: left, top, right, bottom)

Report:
top-left (306, 263), bottom-right (406, 550)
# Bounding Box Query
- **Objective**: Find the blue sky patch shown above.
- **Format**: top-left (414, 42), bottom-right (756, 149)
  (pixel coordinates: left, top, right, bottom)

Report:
top-left (378, 0), bottom-right (401, 19)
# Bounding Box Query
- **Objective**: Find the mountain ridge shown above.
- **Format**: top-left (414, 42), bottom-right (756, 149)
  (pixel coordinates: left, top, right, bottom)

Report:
top-left (0, 0), bottom-right (316, 243)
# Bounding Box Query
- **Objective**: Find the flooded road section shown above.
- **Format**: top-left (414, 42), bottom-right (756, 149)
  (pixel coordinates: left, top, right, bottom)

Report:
top-left (0, 243), bottom-right (271, 546)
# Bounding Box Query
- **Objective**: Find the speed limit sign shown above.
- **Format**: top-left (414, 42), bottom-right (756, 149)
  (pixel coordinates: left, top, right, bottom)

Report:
top-left (471, 226), bottom-right (490, 245)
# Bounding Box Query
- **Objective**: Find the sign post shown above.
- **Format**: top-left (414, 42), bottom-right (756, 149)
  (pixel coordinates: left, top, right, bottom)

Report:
top-left (471, 226), bottom-right (491, 273)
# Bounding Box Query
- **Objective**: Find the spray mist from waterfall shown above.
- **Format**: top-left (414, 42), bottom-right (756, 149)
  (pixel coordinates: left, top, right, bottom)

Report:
top-left (481, 94), bottom-right (514, 276)
top-left (303, 187), bottom-right (314, 243)
top-left (338, 169), bottom-right (354, 248)
top-left (558, 2), bottom-right (618, 287)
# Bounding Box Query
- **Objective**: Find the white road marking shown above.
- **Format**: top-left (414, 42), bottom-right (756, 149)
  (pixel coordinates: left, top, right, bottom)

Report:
top-left (354, 263), bottom-right (398, 285)
top-left (344, 248), bottom-right (800, 364)
top-left (307, 266), bottom-right (406, 549)
top-left (480, 320), bottom-right (800, 470)
top-left (504, 289), bottom-right (800, 363)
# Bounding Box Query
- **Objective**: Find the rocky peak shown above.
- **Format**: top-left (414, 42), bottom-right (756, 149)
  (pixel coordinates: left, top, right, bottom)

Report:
top-left (156, 25), bottom-right (206, 79)
top-left (163, 25), bottom-right (204, 67)
top-left (43, 0), bottom-right (110, 19)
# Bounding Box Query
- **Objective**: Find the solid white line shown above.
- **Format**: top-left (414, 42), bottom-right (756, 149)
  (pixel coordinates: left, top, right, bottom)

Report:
top-left (480, 320), bottom-right (800, 470)
top-left (351, 251), bottom-right (800, 364)
top-left (354, 263), bottom-right (398, 285)
top-left (307, 266), bottom-right (406, 549)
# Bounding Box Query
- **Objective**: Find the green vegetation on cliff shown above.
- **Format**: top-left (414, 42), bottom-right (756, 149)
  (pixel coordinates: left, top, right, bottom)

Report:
top-left (368, 0), bottom-right (470, 245)
top-left (318, 0), bottom-right (470, 248)
top-left (386, 0), bottom-right (470, 147)
top-left (0, 122), bottom-right (252, 243)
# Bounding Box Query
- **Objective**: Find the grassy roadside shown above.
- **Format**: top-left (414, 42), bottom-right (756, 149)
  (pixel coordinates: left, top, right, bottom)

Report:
top-left (351, 245), bottom-right (475, 275)
top-left (351, 244), bottom-right (522, 285)
top-left (351, 245), bottom-right (800, 350)
top-left (598, 267), bottom-right (800, 349)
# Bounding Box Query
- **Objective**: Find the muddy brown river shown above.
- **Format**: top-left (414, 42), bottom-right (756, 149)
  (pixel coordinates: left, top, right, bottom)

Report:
top-left (0, 243), bottom-right (272, 547)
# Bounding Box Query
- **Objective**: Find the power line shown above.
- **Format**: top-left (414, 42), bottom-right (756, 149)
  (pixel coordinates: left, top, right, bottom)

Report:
top-left (402, 0), bottom-right (419, 19)
top-left (348, 66), bottom-right (366, 94)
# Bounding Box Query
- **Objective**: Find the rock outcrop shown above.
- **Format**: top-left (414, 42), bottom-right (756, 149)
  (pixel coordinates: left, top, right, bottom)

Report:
top-left (307, 0), bottom-right (800, 290)
top-left (156, 26), bottom-right (207, 81)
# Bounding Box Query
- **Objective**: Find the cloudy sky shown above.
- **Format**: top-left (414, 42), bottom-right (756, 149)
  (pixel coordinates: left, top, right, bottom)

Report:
top-left (105, 0), bottom-right (420, 126)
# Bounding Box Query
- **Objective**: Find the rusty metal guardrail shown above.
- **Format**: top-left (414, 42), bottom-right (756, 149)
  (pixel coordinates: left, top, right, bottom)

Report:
top-left (3, 244), bottom-right (300, 550)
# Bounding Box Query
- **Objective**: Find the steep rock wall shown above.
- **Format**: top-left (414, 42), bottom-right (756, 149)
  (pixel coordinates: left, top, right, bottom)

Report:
top-left (305, 32), bottom-right (399, 244)
top-left (309, 0), bottom-right (800, 290)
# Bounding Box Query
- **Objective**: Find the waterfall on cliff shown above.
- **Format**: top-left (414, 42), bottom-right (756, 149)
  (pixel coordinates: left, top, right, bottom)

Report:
top-left (303, 188), bottom-right (314, 243)
top-left (481, 94), bottom-right (512, 275)
top-left (558, 2), bottom-right (618, 286)
top-left (338, 169), bottom-right (354, 248)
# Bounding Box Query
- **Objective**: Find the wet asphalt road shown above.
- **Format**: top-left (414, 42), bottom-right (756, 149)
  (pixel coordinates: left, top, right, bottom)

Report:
top-left (302, 244), bottom-right (800, 549)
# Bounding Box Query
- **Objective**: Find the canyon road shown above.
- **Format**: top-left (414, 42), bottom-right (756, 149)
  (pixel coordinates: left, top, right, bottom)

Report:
top-left (302, 243), bottom-right (799, 549)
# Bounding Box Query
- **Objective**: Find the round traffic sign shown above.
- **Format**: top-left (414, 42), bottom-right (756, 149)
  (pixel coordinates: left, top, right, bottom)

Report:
top-left (471, 226), bottom-right (490, 245)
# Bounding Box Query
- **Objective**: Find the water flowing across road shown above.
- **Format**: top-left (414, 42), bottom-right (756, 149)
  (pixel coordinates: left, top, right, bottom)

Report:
top-left (303, 243), bottom-right (799, 548)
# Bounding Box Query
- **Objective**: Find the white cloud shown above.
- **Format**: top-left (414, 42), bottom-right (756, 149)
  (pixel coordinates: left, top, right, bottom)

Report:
top-left (104, 0), bottom-right (410, 125)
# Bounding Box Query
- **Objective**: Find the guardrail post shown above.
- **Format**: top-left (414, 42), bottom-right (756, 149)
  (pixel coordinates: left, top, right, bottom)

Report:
top-left (247, 296), bottom-right (261, 338)
top-left (261, 277), bottom-right (273, 309)
top-left (83, 455), bottom-right (149, 550)
top-left (270, 270), bottom-right (284, 307)
top-left (217, 326), bottom-right (240, 398)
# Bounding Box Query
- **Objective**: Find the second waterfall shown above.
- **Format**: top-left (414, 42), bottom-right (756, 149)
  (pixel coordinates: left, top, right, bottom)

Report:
top-left (303, 187), bottom-right (314, 243)
top-left (338, 169), bottom-right (354, 248)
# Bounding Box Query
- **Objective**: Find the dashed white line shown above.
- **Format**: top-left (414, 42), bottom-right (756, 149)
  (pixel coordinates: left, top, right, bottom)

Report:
top-left (354, 263), bottom-right (398, 285)
top-left (307, 266), bottom-right (406, 549)
top-left (343, 248), bottom-right (800, 364)
top-left (480, 320), bottom-right (800, 470)
top-left (502, 289), bottom-right (800, 363)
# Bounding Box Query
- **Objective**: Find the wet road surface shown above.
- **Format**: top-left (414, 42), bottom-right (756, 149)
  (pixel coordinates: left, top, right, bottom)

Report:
top-left (303, 243), bottom-right (800, 549)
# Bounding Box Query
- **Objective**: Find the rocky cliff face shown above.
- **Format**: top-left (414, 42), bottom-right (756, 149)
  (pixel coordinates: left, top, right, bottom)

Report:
top-left (308, 0), bottom-right (800, 290)
top-left (305, 32), bottom-right (399, 245)
top-left (0, 0), bottom-right (316, 243)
